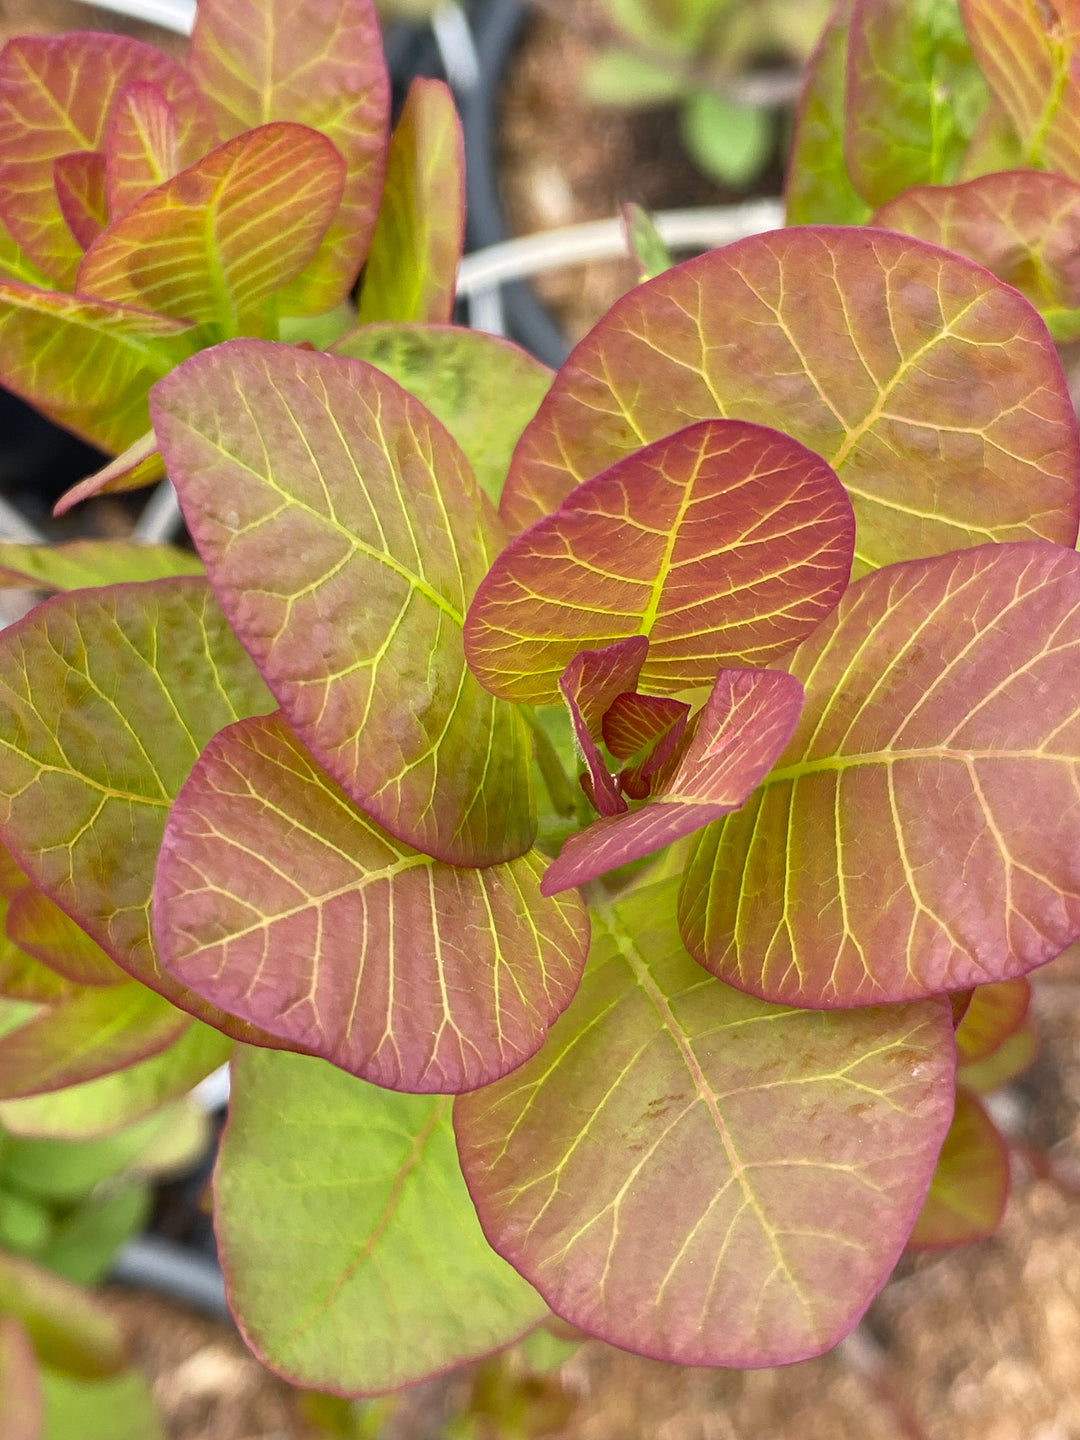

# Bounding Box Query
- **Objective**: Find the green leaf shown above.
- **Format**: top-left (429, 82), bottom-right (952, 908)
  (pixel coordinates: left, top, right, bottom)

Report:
top-left (40, 1367), bottom-right (161, 1440)
top-left (0, 283), bottom-right (197, 455)
top-left (0, 1191), bottom-right (52, 1257)
top-left (0, 985), bottom-right (189, 1099)
top-left (960, 0), bottom-right (1080, 178)
top-left (0, 1254), bottom-right (126, 1379)
top-left (954, 977), bottom-right (1030, 1065)
top-left (0, 1316), bottom-right (43, 1440)
top-left (454, 878), bottom-right (955, 1367)
top-left (621, 202), bottom-right (672, 280)
top-left (78, 124), bottom-right (346, 335)
top-left (4, 888), bottom-right (123, 988)
top-left (907, 1087), bottom-right (1009, 1247)
top-left (958, 1021), bottom-right (1037, 1092)
top-left (187, 0), bottom-right (390, 315)
top-left (154, 713), bottom-right (588, 1092)
top-left (680, 543), bottom-right (1080, 1006)
top-left (0, 539), bottom-right (202, 592)
top-left (150, 341), bottom-right (536, 866)
top-left (582, 49), bottom-right (687, 107)
top-left (0, 577), bottom-right (278, 1041)
top-left (330, 323), bottom-right (552, 507)
top-left (844, 0), bottom-right (988, 206)
top-left (873, 170), bottom-right (1080, 341)
top-left (680, 89), bottom-right (773, 187)
top-left (0, 1023), bottom-right (232, 1140)
top-left (501, 227), bottom-right (1080, 573)
top-left (467, 419), bottom-right (853, 704)
top-left (784, 0), bottom-right (871, 225)
top-left (38, 1186), bottom-right (149, 1286)
top-left (0, 1105), bottom-right (185, 1203)
top-left (0, 32), bottom-right (214, 286)
top-left (357, 79), bottom-right (464, 326)
top-left (215, 1047), bottom-right (547, 1394)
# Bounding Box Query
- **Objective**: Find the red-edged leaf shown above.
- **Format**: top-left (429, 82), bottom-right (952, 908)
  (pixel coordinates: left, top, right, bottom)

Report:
top-left (188, 0), bottom-right (390, 315)
top-left (6, 889), bottom-right (124, 988)
top-left (960, 0), bottom-right (1080, 179)
top-left (907, 1087), bottom-right (1009, 1248)
top-left (0, 282), bottom-right (197, 454)
top-left (680, 543), bottom-right (1080, 1006)
top-left (53, 433), bottom-right (164, 514)
top-left (785, 0), bottom-right (871, 225)
top-left (357, 78), bottom-right (464, 325)
top-left (873, 171), bottom-right (1080, 340)
top-left (105, 79), bottom-right (217, 220)
top-left (330, 323), bottom-right (553, 508)
top-left (603, 693), bottom-right (690, 762)
top-left (455, 878), bottom-right (956, 1367)
top-left (0, 32), bottom-right (212, 286)
top-left (150, 341), bottom-right (536, 867)
top-left (78, 123), bottom-right (346, 333)
top-left (844, 0), bottom-right (988, 207)
top-left (558, 639), bottom-right (649, 819)
top-left (541, 668), bottom-right (803, 896)
top-left (154, 713), bottom-right (588, 1093)
top-left (0, 1317), bottom-right (42, 1440)
top-left (501, 228), bottom-right (1080, 570)
top-left (0, 1021), bottom-right (233, 1140)
top-left (0, 577), bottom-right (288, 1045)
top-left (52, 151), bottom-right (107, 250)
top-left (470, 420), bottom-right (853, 704)
top-left (0, 538), bottom-right (201, 591)
top-left (0, 983), bottom-right (189, 1098)
top-left (958, 1019), bottom-right (1038, 1091)
top-left (954, 977), bottom-right (1031, 1065)
top-left (0, 944), bottom-right (80, 1004)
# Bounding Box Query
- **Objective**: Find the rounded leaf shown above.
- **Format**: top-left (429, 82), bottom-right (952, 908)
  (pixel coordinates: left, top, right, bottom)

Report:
top-left (907, 1087), bottom-right (1009, 1248)
top-left (154, 714), bottom-right (589, 1093)
top-left (455, 879), bottom-right (955, 1367)
top-left (680, 542), bottom-right (1080, 1005)
top-left (467, 419), bottom-right (854, 704)
top-left (502, 227), bottom-right (1080, 571)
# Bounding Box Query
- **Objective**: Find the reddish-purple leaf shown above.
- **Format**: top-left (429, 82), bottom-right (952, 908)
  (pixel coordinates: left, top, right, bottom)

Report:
top-left (52, 151), bottom-right (107, 250)
top-left (455, 878), bottom-right (956, 1367)
top-left (6, 888), bottom-right (124, 988)
top-left (0, 982), bottom-right (189, 1099)
top-left (0, 577), bottom-right (292, 1046)
top-left (78, 123), bottom-right (346, 332)
top-left (188, 0), bottom-right (390, 315)
top-left (470, 420), bottom-right (853, 703)
top-left (680, 543), bottom-right (1080, 1006)
top-left (357, 78), bottom-right (464, 325)
top-left (53, 432), bottom-right (164, 513)
top-left (150, 341), bottom-right (535, 866)
top-left (558, 639), bottom-right (649, 819)
top-left (954, 977), bottom-right (1031, 1065)
top-left (501, 228), bottom-right (1080, 571)
top-left (0, 1317), bottom-right (42, 1440)
top-left (0, 282), bottom-right (196, 455)
top-left (785, 0), bottom-right (870, 225)
top-left (541, 668), bottom-right (803, 896)
top-left (0, 32), bottom-right (211, 286)
top-left (105, 79), bottom-right (217, 220)
top-left (873, 171), bottom-right (1080, 340)
top-left (603, 693), bottom-right (690, 762)
top-left (960, 0), bottom-right (1080, 179)
top-left (907, 1087), bottom-right (1009, 1248)
top-left (154, 713), bottom-right (588, 1093)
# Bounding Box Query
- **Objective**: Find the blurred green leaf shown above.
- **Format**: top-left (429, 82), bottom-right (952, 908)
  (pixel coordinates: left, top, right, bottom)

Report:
top-left (583, 48), bottom-right (687, 106)
top-left (680, 87), bottom-right (773, 186)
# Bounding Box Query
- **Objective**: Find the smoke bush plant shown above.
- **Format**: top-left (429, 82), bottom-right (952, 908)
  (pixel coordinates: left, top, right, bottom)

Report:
top-left (0, 0), bottom-right (1077, 1402)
